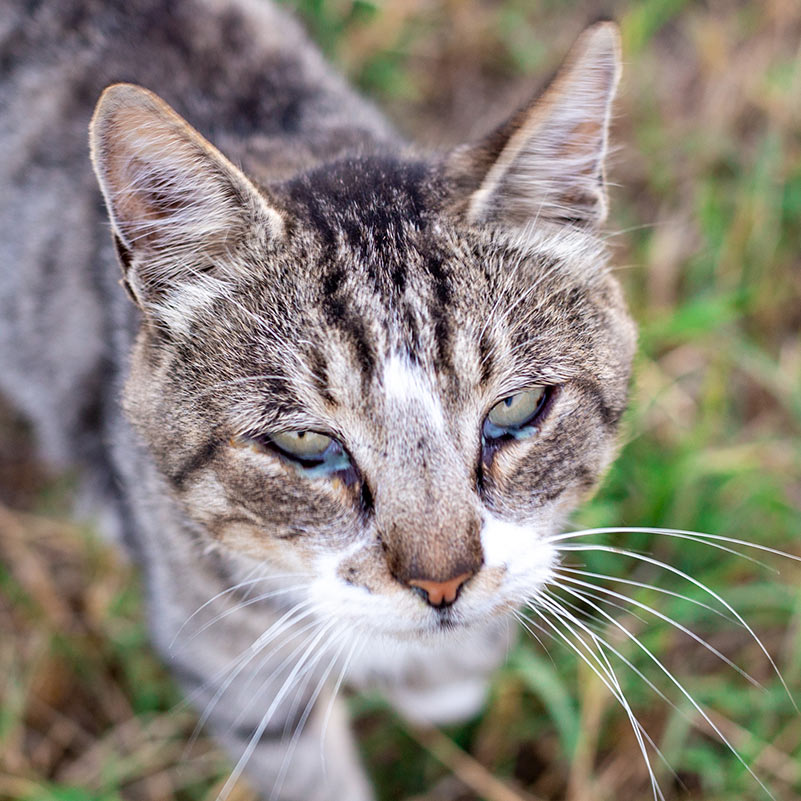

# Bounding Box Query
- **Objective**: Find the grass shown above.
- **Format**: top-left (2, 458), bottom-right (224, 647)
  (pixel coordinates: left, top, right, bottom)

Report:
top-left (2, 1), bottom-right (801, 799)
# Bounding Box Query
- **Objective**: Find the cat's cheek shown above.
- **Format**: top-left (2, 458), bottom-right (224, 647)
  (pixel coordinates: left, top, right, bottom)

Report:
top-left (308, 550), bottom-right (426, 637)
top-left (480, 514), bottom-right (558, 601)
top-left (166, 471), bottom-right (316, 567)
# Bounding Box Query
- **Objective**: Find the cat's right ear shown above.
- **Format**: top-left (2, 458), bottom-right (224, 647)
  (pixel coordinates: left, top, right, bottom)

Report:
top-left (90, 84), bottom-right (284, 310)
top-left (445, 22), bottom-right (621, 232)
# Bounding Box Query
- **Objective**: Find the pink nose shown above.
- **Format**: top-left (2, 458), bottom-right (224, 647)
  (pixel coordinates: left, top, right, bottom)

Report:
top-left (408, 573), bottom-right (472, 608)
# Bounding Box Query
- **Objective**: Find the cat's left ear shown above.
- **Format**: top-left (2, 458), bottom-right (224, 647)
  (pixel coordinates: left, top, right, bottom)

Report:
top-left (445, 22), bottom-right (621, 230)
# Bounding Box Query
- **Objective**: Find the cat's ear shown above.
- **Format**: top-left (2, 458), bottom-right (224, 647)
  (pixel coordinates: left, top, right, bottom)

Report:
top-left (446, 22), bottom-right (621, 230)
top-left (90, 83), bottom-right (283, 308)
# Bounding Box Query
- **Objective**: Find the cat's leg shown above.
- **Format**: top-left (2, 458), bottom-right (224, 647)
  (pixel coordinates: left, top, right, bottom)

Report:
top-left (170, 653), bottom-right (373, 801)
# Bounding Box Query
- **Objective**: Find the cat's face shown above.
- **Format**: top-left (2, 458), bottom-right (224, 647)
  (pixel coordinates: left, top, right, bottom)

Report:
top-left (92, 24), bottom-right (635, 640)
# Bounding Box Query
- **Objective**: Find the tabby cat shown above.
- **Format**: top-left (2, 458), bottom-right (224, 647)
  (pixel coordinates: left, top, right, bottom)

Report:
top-left (0, 1), bottom-right (635, 798)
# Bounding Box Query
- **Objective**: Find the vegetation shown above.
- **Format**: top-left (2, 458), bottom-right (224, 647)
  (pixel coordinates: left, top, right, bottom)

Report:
top-left (1, 1), bottom-right (800, 799)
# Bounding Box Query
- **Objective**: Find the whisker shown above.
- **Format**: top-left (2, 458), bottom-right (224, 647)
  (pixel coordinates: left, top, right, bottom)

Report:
top-left (216, 618), bottom-right (339, 801)
top-left (272, 628), bottom-right (352, 800)
top-left (233, 609), bottom-right (334, 709)
top-left (170, 571), bottom-right (312, 649)
top-left (188, 600), bottom-right (324, 751)
top-left (519, 603), bottom-right (666, 800)
top-left (551, 574), bottom-right (763, 689)
top-left (557, 565), bottom-right (738, 624)
top-left (547, 584), bottom-right (778, 800)
top-left (558, 530), bottom-right (772, 571)
top-left (547, 582), bottom-right (651, 628)
top-left (551, 526), bottom-right (800, 568)
top-left (554, 543), bottom-right (798, 711)
top-left (319, 633), bottom-right (365, 774)
top-left (537, 590), bottom-right (683, 719)
top-left (511, 608), bottom-right (551, 651)
top-left (533, 595), bottom-right (691, 798)
top-left (184, 584), bottom-right (310, 644)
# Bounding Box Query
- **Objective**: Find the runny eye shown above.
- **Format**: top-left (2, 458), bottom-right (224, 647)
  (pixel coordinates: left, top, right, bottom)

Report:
top-left (237, 427), bottom-right (353, 476)
top-left (269, 430), bottom-right (334, 460)
top-left (259, 429), bottom-right (352, 475)
top-left (484, 386), bottom-right (548, 438)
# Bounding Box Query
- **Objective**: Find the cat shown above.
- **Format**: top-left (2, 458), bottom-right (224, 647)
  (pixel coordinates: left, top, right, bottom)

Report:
top-left (0, 1), bottom-right (635, 798)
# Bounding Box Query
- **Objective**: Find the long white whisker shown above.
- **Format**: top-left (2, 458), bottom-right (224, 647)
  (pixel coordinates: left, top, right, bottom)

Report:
top-left (320, 633), bottom-right (364, 775)
top-left (273, 620), bottom-right (346, 742)
top-left (511, 608), bottom-right (551, 651)
top-left (555, 543), bottom-right (797, 711)
top-left (170, 572), bottom-right (312, 649)
top-left (552, 574), bottom-right (764, 689)
top-left (217, 618), bottom-right (338, 801)
top-left (559, 529), bottom-right (772, 570)
top-left (534, 596), bottom-right (683, 799)
top-left (537, 591), bottom-right (683, 718)
top-left (186, 584), bottom-right (310, 643)
top-left (558, 565), bottom-right (738, 623)
top-left (271, 629), bottom-right (351, 800)
top-left (234, 610), bottom-right (333, 708)
top-left (189, 601), bottom-right (323, 750)
top-left (548, 582), bottom-right (650, 628)
top-left (549, 583), bottom-right (778, 800)
top-left (519, 604), bottom-right (665, 801)
top-left (551, 526), bottom-right (799, 567)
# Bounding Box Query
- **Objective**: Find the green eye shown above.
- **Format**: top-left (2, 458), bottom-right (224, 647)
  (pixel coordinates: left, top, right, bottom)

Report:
top-left (269, 430), bottom-right (334, 459)
top-left (247, 429), bottom-right (352, 475)
top-left (237, 427), bottom-right (353, 476)
top-left (484, 387), bottom-right (548, 438)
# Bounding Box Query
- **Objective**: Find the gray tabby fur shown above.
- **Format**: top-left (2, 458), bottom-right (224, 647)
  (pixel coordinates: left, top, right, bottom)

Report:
top-left (0, 1), bottom-right (636, 798)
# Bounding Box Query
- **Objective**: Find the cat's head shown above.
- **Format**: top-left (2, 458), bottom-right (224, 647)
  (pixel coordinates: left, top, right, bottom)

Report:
top-left (90, 23), bottom-right (635, 640)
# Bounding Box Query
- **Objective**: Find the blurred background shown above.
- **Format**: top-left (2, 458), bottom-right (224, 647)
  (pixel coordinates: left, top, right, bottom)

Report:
top-left (1, 1), bottom-right (800, 799)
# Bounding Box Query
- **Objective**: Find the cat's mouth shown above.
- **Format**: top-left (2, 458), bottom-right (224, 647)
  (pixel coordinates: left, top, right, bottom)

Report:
top-left (432, 607), bottom-right (458, 630)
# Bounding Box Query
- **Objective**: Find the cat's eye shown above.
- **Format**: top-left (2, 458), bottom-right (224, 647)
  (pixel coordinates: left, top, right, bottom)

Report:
top-left (247, 429), bottom-right (352, 475)
top-left (483, 386), bottom-right (549, 440)
top-left (270, 430), bottom-right (334, 459)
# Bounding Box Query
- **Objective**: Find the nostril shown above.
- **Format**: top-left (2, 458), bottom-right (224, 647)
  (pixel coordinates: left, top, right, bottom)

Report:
top-left (410, 585), bottom-right (431, 604)
top-left (409, 573), bottom-right (472, 609)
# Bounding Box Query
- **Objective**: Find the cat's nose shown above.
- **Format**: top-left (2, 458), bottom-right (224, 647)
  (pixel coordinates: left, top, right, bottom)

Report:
top-left (408, 573), bottom-right (473, 608)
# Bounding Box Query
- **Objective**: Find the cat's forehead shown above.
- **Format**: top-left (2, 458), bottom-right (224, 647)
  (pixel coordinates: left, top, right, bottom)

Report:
top-left (206, 156), bottom-right (615, 426)
top-left (281, 155), bottom-right (436, 243)
top-left (273, 154), bottom-right (593, 325)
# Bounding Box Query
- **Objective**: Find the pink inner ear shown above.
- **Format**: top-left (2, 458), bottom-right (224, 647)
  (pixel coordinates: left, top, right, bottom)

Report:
top-left (97, 108), bottom-right (214, 242)
top-left (92, 84), bottom-right (285, 264)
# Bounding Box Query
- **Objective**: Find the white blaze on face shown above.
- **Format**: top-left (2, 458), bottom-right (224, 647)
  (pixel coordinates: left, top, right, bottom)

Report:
top-left (382, 354), bottom-right (445, 429)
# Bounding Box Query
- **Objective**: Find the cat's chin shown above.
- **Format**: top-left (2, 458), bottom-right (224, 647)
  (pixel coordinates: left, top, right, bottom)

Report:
top-left (350, 595), bottom-right (518, 646)
top-left (344, 613), bottom-right (513, 723)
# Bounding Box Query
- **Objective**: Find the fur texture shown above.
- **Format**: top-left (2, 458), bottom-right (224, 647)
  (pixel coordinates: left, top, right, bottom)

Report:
top-left (0, 2), bottom-right (636, 798)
